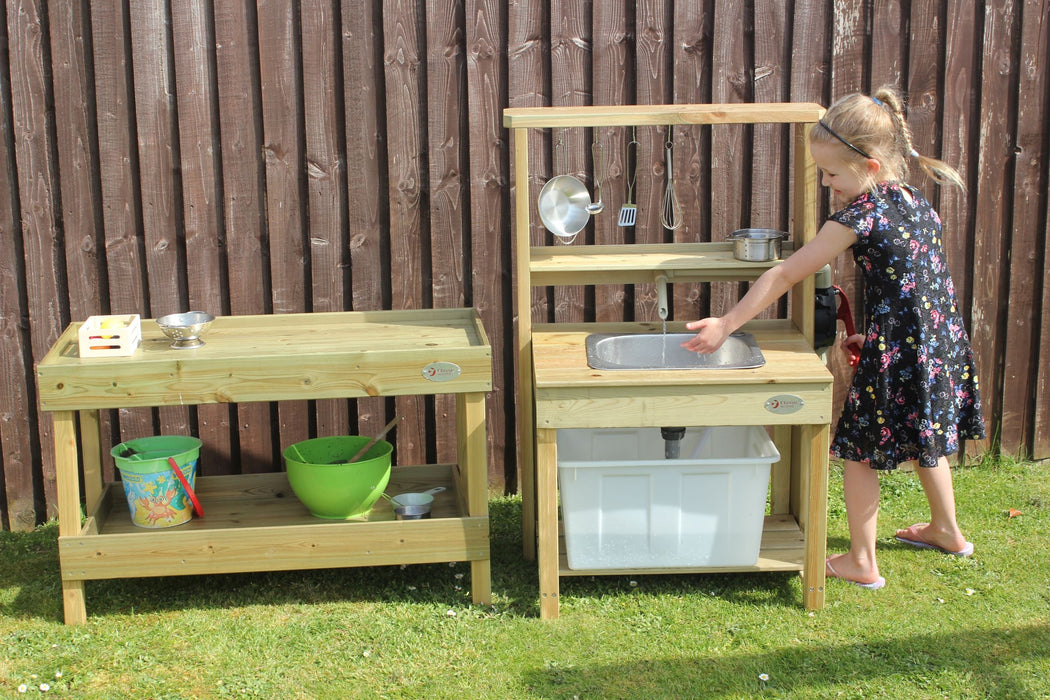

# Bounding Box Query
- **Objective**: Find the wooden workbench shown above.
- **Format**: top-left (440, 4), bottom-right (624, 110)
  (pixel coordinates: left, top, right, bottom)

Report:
top-left (37, 309), bottom-right (493, 624)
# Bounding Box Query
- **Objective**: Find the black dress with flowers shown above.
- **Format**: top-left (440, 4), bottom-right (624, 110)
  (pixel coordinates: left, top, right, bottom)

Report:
top-left (828, 181), bottom-right (985, 470)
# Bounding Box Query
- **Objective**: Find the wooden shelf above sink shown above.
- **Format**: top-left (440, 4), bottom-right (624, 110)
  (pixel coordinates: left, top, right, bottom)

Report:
top-left (528, 242), bottom-right (796, 286)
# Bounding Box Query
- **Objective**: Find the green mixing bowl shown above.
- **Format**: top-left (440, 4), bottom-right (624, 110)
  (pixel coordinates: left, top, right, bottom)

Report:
top-left (283, 436), bottom-right (393, 519)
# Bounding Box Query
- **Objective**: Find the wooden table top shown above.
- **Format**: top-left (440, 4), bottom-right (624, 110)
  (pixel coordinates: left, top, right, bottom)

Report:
top-left (38, 309), bottom-right (492, 410)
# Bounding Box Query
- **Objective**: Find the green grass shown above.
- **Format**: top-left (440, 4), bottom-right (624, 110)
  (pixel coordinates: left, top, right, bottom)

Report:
top-left (2, 459), bottom-right (1048, 699)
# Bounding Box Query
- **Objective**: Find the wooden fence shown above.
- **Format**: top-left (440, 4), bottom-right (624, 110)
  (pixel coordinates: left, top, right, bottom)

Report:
top-left (1, 0), bottom-right (1047, 530)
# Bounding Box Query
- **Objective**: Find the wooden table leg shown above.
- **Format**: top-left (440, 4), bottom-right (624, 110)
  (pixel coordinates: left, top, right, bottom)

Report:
top-left (458, 392), bottom-right (491, 605)
top-left (800, 422), bottom-right (830, 610)
top-left (535, 427), bottom-right (559, 619)
top-left (78, 410), bottom-right (104, 514)
top-left (54, 411), bottom-right (87, 624)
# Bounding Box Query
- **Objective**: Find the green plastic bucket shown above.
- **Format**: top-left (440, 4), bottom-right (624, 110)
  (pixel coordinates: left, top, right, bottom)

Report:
top-left (283, 436), bottom-right (392, 519)
top-left (111, 436), bottom-right (202, 528)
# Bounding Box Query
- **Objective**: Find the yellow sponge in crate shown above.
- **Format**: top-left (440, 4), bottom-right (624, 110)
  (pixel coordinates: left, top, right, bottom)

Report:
top-left (78, 314), bottom-right (142, 357)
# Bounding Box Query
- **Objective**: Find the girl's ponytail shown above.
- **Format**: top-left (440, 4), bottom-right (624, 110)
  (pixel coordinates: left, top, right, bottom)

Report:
top-left (873, 85), bottom-right (965, 191)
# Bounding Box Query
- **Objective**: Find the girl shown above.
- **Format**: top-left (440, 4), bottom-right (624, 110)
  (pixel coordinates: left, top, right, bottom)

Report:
top-left (682, 86), bottom-right (985, 589)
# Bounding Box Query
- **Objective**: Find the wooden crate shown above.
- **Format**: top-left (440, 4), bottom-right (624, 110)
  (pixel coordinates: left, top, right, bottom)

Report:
top-left (77, 314), bottom-right (141, 358)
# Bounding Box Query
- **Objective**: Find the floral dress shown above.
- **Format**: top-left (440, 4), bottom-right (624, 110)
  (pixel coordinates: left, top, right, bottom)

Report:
top-left (829, 181), bottom-right (985, 470)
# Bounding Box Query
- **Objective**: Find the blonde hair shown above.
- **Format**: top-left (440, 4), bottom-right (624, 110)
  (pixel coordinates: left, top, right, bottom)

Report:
top-left (812, 85), bottom-right (965, 191)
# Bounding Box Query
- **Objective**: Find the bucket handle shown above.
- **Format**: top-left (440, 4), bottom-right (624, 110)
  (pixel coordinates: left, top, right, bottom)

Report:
top-left (167, 457), bottom-right (204, 518)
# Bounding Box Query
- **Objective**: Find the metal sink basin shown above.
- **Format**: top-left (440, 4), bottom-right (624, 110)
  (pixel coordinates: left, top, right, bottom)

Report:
top-left (585, 331), bottom-right (765, 371)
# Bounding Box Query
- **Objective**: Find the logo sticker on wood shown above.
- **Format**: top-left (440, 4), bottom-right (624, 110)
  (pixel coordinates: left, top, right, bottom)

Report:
top-left (422, 362), bottom-right (461, 382)
top-left (764, 394), bottom-right (805, 414)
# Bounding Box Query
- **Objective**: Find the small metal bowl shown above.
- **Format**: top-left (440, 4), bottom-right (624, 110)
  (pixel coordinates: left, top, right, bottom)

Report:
top-left (156, 311), bottom-right (215, 349)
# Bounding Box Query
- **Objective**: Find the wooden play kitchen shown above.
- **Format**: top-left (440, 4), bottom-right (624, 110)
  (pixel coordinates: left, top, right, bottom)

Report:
top-left (504, 103), bottom-right (836, 619)
top-left (37, 309), bottom-right (492, 624)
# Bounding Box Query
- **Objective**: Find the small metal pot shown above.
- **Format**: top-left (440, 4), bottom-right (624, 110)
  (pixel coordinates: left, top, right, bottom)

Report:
top-left (728, 229), bottom-right (788, 262)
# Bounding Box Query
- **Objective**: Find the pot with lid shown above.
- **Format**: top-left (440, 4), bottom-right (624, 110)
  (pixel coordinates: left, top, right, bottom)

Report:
top-left (728, 228), bottom-right (788, 262)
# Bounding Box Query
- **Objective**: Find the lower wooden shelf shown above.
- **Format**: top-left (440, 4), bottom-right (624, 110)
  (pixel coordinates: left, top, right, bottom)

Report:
top-left (60, 464), bottom-right (489, 582)
top-left (556, 513), bottom-right (804, 576)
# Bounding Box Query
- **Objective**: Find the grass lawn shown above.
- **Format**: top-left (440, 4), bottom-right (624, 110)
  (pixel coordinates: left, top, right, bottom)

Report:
top-left (1, 458), bottom-right (1047, 699)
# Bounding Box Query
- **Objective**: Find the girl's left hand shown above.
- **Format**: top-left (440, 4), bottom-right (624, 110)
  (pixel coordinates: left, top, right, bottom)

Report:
top-left (843, 333), bottom-right (863, 366)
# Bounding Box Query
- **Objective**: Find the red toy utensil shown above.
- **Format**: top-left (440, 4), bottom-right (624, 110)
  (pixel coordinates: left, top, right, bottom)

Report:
top-left (168, 456), bottom-right (204, 518)
top-left (833, 285), bottom-right (861, 368)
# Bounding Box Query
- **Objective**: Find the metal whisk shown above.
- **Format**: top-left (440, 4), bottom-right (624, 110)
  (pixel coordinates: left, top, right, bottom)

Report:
top-left (661, 126), bottom-right (683, 231)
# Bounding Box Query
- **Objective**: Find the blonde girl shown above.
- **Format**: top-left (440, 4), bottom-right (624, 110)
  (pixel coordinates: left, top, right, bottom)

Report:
top-left (682, 86), bottom-right (984, 589)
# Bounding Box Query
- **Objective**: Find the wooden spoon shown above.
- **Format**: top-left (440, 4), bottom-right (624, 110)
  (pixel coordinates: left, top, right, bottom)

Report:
top-left (347, 415), bottom-right (404, 463)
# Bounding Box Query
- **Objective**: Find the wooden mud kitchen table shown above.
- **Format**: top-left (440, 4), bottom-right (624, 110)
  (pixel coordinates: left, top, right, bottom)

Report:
top-left (37, 309), bottom-right (493, 624)
top-left (505, 103), bottom-right (836, 618)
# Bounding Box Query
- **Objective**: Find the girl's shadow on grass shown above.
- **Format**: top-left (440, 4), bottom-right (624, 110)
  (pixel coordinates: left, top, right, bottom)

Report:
top-left (522, 623), bottom-right (1050, 698)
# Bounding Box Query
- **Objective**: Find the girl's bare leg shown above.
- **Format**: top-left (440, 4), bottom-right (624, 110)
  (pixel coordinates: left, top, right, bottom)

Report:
top-left (897, 455), bottom-right (968, 553)
top-left (827, 458), bottom-right (882, 583)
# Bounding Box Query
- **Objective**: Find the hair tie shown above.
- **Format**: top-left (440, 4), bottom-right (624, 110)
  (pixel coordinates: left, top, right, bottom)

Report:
top-left (910, 149), bottom-right (920, 158)
top-left (872, 96), bottom-right (885, 107)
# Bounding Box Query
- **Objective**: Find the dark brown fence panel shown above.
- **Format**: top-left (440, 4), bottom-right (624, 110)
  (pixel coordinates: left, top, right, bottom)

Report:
top-left (0, 3), bottom-right (37, 530)
top-left (968, 5), bottom-right (1018, 457)
top-left (8, 0), bottom-right (63, 522)
top-left (2, 1), bottom-right (1048, 530)
top-left (91, 0), bottom-right (150, 469)
top-left (1001, 0), bottom-right (1048, 457)
top-left (425, 0), bottom-right (465, 465)
top-left (173, 2), bottom-right (235, 470)
top-left (382, 0), bottom-right (427, 466)
top-left (215, 0), bottom-right (275, 474)
top-left (341, 0), bottom-right (387, 463)
top-left (302, 0), bottom-right (353, 441)
top-left (465, 0), bottom-right (511, 484)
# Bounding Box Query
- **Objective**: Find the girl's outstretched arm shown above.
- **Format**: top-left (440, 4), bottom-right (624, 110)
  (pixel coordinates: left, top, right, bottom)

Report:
top-left (681, 220), bottom-right (857, 353)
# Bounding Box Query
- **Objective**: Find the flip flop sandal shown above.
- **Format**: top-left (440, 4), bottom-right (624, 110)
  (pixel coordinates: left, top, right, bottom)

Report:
top-left (825, 557), bottom-right (886, 590)
top-left (895, 533), bottom-right (974, 557)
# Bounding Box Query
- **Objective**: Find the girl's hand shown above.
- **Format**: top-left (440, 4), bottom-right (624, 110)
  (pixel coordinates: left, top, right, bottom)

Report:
top-left (681, 317), bottom-right (731, 354)
top-left (843, 333), bottom-right (863, 366)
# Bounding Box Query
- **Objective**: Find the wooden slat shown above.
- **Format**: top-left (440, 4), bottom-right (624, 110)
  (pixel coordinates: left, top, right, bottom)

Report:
top-left (301, 0), bottom-right (352, 439)
top-left (870, 0), bottom-right (904, 89)
top-left (671, 1), bottom-right (713, 322)
top-left (7, 0), bottom-right (62, 519)
top-left (48, 0), bottom-right (102, 325)
top-left (382, 0), bottom-right (427, 465)
top-left (89, 0), bottom-right (149, 468)
top-left (425, 0), bottom-right (465, 466)
top-left (258, 0), bottom-right (310, 457)
top-left (939, 2), bottom-right (981, 459)
top-left (1000, 0), bottom-right (1047, 456)
top-left (340, 0), bottom-right (387, 448)
top-left (503, 102), bottom-right (829, 128)
top-left (130, 0), bottom-right (192, 442)
top-left (592, 0), bottom-right (629, 323)
top-left (172, 1), bottom-right (235, 469)
top-left (550, 0), bottom-right (589, 325)
top-left (633, 0), bottom-right (672, 322)
top-left (214, 0), bottom-right (274, 472)
top-left (967, 6), bottom-right (1018, 457)
top-left (464, 0), bottom-right (508, 485)
top-left (0, 1), bottom-right (36, 530)
top-left (709, 0), bottom-right (751, 318)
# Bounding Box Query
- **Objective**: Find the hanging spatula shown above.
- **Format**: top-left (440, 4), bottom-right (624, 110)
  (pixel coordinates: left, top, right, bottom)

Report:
top-left (618, 125), bottom-right (639, 227)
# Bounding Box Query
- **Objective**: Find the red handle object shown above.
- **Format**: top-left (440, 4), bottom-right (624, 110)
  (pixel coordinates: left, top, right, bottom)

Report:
top-left (168, 456), bottom-right (204, 518)
top-left (832, 285), bottom-right (861, 368)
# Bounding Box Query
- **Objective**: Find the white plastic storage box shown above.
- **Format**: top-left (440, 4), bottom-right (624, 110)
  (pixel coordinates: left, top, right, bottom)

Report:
top-left (556, 426), bottom-right (778, 570)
